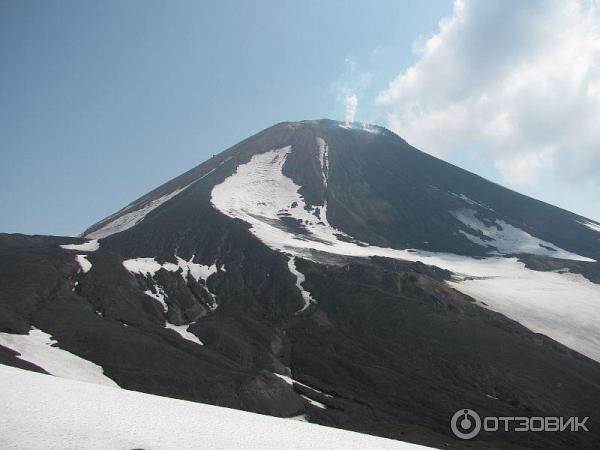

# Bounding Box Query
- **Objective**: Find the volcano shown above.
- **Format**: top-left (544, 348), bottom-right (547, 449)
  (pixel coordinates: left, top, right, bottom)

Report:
top-left (1, 119), bottom-right (600, 449)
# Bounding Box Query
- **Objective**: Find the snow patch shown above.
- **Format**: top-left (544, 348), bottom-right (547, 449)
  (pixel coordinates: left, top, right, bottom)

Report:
top-left (123, 257), bottom-right (164, 277)
top-left (60, 239), bottom-right (99, 252)
top-left (0, 365), bottom-right (429, 450)
top-left (75, 254), bottom-right (92, 273)
top-left (123, 257), bottom-right (218, 327)
top-left (165, 323), bottom-right (203, 346)
top-left (453, 208), bottom-right (592, 261)
top-left (175, 256), bottom-right (218, 283)
top-left (144, 287), bottom-right (168, 312)
top-left (0, 329), bottom-right (117, 387)
top-left (123, 257), bottom-right (219, 282)
top-left (124, 257), bottom-right (221, 311)
top-left (317, 137), bottom-right (329, 187)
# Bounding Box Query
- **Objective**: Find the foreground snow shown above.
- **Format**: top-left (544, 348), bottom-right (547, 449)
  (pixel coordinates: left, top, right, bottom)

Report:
top-left (0, 329), bottom-right (116, 387)
top-left (0, 364), bottom-right (431, 450)
top-left (211, 143), bottom-right (600, 362)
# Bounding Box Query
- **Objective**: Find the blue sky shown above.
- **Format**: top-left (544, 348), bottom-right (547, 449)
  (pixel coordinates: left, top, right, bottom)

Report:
top-left (1, 0), bottom-right (599, 236)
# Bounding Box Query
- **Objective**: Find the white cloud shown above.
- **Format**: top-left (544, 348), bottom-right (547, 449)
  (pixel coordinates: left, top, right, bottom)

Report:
top-left (377, 0), bottom-right (600, 194)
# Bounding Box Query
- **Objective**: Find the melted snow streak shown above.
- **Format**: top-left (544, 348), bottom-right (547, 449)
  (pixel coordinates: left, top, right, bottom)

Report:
top-left (0, 365), bottom-right (429, 450)
top-left (301, 395), bottom-right (327, 409)
top-left (0, 329), bottom-right (117, 387)
top-left (287, 257), bottom-right (317, 313)
top-left (453, 208), bottom-right (592, 261)
top-left (211, 140), bottom-right (600, 362)
top-left (60, 239), bottom-right (99, 252)
top-left (579, 219), bottom-right (600, 233)
top-left (273, 372), bottom-right (333, 398)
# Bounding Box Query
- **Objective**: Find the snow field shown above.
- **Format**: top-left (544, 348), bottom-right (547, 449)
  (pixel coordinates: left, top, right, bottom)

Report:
top-left (0, 364), bottom-right (431, 450)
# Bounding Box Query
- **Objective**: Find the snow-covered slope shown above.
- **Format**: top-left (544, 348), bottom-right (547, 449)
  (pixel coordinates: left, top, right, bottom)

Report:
top-left (0, 364), bottom-right (431, 450)
top-left (211, 142), bottom-right (600, 362)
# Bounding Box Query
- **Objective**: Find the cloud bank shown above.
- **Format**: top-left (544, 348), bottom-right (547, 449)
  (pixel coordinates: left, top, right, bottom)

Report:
top-left (377, 0), bottom-right (600, 193)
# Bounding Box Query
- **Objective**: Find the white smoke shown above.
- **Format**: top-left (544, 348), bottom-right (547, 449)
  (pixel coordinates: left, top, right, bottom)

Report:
top-left (344, 93), bottom-right (358, 125)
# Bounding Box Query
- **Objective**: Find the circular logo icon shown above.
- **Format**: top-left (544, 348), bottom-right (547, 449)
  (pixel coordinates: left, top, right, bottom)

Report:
top-left (451, 409), bottom-right (481, 439)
